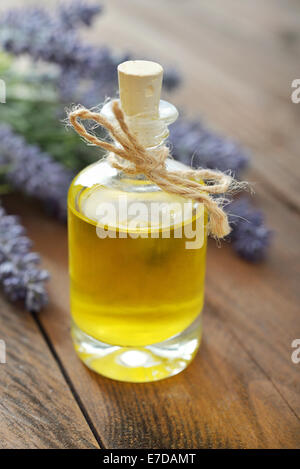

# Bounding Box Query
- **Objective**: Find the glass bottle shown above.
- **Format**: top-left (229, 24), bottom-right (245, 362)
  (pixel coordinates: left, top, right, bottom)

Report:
top-left (68, 61), bottom-right (207, 382)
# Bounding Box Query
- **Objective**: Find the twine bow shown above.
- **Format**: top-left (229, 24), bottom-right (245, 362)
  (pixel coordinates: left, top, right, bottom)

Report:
top-left (69, 100), bottom-right (244, 238)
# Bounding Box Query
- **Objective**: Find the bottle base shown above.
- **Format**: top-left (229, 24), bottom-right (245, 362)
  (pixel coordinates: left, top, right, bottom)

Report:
top-left (71, 316), bottom-right (202, 383)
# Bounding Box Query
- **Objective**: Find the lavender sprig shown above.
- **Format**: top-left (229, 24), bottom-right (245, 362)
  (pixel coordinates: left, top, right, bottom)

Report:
top-left (58, 0), bottom-right (102, 29)
top-left (163, 67), bottom-right (181, 92)
top-left (0, 2), bottom-right (180, 105)
top-left (0, 205), bottom-right (49, 312)
top-left (169, 118), bottom-right (249, 177)
top-left (0, 124), bottom-right (73, 220)
top-left (0, 3), bottom-right (120, 86)
top-left (226, 197), bottom-right (272, 262)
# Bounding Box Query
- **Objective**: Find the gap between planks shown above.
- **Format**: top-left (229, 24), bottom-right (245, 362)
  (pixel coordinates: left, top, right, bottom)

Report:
top-left (31, 311), bottom-right (104, 449)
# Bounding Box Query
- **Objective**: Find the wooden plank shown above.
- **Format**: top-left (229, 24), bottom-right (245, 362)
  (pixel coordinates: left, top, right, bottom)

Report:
top-left (6, 196), bottom-right (299, 448)
top-left (206, 179), bottom-right (300, 418)
top-left (0, 283), bottom-right (98, 448)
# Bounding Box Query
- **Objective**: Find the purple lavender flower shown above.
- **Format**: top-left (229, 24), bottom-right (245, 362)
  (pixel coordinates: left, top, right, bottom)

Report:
top-left (0, 124), bottom-right (73, 220)
top-left (58, 0), bottom-right (102, 29)
top-left (0, 2), bottom-right (179, 105)
top-left (169, 118), bottom-right (249, 177)
top-left (0, 3), bottom-right (124, 99)
top-left (58, 67), bottom-right (82, 102)
top-left (163, 67), bottom-right (181, 91)
top-left (0, 205), bottom-right (49, 312)
top-left (225, 197), bottom-right (272, 262)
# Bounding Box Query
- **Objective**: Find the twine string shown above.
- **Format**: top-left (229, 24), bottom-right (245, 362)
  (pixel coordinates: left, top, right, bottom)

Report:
top-left (68, 100), bottom-right (245, 238)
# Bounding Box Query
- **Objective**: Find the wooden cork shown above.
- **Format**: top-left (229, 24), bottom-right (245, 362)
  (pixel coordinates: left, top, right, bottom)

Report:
top-left (118, 60), bottom-right (163, 117)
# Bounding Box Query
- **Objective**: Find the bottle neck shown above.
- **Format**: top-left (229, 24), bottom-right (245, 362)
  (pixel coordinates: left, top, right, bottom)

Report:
top-left (101, 99), bottom-right (178, 149)
top-left (101, 99), bottom-right (178, 182)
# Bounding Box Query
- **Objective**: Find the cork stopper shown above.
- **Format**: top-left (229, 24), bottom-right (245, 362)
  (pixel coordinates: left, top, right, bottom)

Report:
top-left (118, 60), bottom-right (163, 117)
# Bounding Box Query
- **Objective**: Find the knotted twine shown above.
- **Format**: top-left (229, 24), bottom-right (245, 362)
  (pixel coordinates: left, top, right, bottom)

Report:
top-left (68, 100), bottom-right (246, 238)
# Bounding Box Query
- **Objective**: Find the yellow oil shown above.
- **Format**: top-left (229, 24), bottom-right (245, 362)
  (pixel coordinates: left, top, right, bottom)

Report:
top-left (68, 164), bottom-right (207, 348)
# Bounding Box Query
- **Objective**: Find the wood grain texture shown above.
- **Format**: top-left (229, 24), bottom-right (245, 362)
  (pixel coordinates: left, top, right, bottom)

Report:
top-left (1, 0), bottom-right (300, 449)
top-left (0, 295), bottom-right (98, 448)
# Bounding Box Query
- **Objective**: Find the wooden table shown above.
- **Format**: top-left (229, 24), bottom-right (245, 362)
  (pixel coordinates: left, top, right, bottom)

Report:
top-left (1, 0), bottom-right (300, 449)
